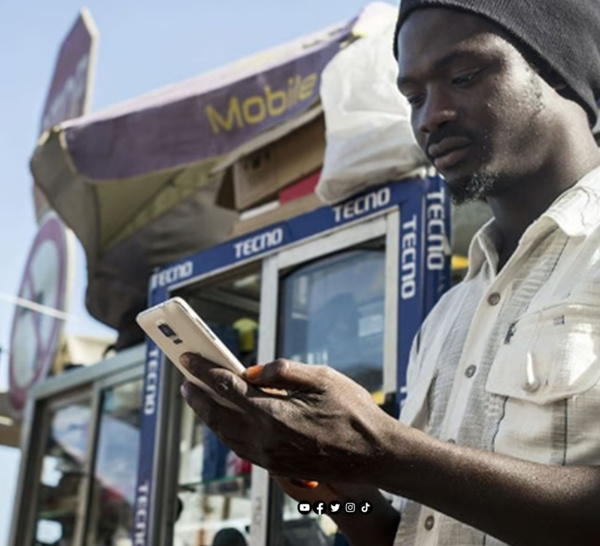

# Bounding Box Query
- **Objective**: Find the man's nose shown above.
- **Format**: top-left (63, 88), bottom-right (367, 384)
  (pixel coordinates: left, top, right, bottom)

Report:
top-left (417, 89), bottom-right (458, 135)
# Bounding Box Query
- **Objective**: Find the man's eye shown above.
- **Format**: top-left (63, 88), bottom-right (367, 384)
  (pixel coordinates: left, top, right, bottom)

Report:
top-left (452, 70), bottom-right (481, 87)
top-left (406, 94), bottom-right (425, 108)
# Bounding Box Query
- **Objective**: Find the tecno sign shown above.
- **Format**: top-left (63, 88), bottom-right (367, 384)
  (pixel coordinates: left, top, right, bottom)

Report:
top-left (234, 228), bottom-right (284, 260)
top-left (333, 188), bottom-right (392, 224)
top-left (151, 261), bottom-right (194, 289)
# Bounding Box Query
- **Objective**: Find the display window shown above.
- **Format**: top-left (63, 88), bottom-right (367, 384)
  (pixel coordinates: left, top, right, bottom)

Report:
top-left (171, 268), bottom-right (261, 546)
top-left (34, 397), bottom-right (92, 546)
top-left (86, 378), bottom-right (144, 546)
top-left (278, 247), bottom-right (386, 396)
top-left (257, 219), bottom-right (396, 546)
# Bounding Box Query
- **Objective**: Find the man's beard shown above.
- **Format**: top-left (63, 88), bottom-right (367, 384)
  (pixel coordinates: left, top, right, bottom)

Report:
top-left (447, 171), bottom-right (501, 205)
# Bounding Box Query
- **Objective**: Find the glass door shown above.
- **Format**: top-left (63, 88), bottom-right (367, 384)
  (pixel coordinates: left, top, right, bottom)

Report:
top-left (10, 347), bottom-right (146, 546)
top-left (168, 267), bottom-right (261, 546)
top-left (32, 395), bottom-right (93, 546)
top-left (261, 214), bottom-right (398, 546)
top-left (278, 248), bottom-right (386, 395)
top-left (85, 375), bottom-right (144, 546)
top-left (174, 405), bottom-right (253, 546)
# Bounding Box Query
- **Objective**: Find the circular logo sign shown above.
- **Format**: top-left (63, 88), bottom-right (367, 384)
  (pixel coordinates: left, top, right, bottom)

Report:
top-left (8, 213), bottom-right (73, 417)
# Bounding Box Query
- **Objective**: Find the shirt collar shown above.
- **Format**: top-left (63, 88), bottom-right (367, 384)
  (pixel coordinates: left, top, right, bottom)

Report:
top-left (464, 165), bottom-right (600, 280)
top-left (464, 218), bottom-right (500, 280)
top-left (542, 165), bottom-right (600, 237)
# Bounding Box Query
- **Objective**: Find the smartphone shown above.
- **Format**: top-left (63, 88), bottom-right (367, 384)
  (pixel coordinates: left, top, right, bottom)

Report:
top-left (136, 297), bottom-right (246, 410)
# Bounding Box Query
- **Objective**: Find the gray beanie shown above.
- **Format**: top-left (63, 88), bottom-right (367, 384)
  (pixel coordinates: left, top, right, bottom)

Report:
top-left (394, 0), bottom-right (600, 125)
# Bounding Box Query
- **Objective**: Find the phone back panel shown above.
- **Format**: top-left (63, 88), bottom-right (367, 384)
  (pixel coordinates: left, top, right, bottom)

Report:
top-left (136, 297), bottom-right (245, 409)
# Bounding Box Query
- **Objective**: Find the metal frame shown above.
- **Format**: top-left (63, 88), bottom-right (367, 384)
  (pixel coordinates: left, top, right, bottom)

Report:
top-left (9, 344), bottom-right (145, 546)
top-left (383, 210), bottom-right (401, 395)
top-left (154, 362), bottom-right (184, 546)
top-left (249, 255), bottom-right (280, 546)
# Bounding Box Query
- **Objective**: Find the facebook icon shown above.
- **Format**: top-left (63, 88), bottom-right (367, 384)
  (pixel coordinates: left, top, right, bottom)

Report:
top-left (313, 501), bottom-right (326, 515)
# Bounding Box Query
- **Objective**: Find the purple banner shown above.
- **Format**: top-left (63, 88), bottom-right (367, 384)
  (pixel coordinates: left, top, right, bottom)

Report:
top-left (63, 21), bottom-right (353, 181)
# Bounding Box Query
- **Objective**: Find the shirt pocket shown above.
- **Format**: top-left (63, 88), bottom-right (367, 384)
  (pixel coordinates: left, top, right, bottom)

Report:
top-left (486, 304), bottom-right (600, 404)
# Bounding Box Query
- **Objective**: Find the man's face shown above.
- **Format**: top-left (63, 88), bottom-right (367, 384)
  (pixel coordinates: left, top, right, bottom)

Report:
top-left (397, 8), bottom-right (555, 204)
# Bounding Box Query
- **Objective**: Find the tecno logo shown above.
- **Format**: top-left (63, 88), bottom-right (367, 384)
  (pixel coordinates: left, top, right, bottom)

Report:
top-left (233, 228), bottom-right (284, 260)
top-left (332, 187), bottom-right (391, 224)
top-left (401, 215), bottom-right (418, 300)
top-left (425, 188), bottom-right (447, 271)
top-left (151, 261), bottom-right (194, 289)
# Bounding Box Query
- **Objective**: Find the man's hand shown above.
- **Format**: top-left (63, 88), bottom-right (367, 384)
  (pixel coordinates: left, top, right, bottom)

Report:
top-left (179, 353), bottom-right (600, 545)
top-left (179, 355), bottom-right (397, 483)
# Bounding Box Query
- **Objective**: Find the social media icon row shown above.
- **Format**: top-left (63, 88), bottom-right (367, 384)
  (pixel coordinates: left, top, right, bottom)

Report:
top-left (297, 501), bottom-right (372, 515)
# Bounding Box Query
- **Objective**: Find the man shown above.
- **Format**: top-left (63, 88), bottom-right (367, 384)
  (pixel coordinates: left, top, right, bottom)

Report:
top-left (180, 1), bottom-right (600, 544)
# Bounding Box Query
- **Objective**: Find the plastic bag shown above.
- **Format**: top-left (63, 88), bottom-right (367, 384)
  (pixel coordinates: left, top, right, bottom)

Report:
top-left (316, 19), bottom-right (428, 204)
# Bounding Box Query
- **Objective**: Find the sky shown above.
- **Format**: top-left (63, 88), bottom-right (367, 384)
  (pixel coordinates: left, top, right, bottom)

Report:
top-left (0, 1), bottom-right (393, 543)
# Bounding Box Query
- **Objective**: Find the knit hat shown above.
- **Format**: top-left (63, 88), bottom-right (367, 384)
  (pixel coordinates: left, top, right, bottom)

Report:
top-left (394, 0), bottom-right (600, 125)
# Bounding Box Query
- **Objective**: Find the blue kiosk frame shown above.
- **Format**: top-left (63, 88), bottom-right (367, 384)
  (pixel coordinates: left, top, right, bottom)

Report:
top-left (133, 176), bottom-right (451, 546)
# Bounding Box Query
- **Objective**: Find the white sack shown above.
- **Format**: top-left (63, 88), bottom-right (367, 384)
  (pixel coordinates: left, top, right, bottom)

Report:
top-left (316, 20), bottom-right (428, 204)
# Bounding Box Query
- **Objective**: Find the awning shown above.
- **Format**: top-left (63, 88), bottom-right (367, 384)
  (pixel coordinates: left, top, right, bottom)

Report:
top-left (30, 3), bottom-right (396, 334)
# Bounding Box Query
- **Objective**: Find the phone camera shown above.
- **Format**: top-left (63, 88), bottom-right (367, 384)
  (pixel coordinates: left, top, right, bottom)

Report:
top-left (158, 323), bottom-right (177, 338)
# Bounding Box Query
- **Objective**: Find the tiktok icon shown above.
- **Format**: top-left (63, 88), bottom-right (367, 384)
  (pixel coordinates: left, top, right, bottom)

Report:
top-left (360, 501), bottom-right (372, 514)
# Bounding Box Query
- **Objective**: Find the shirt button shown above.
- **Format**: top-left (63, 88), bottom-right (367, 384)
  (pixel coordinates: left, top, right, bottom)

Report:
top-left (522, 379), bottom-right (541, 393)
top-left (465, 365), bottom-right (477, 378)
top-left (424, 515), bottom-right (435, 530)
top-left (487, 292), bottom-right (501, 306)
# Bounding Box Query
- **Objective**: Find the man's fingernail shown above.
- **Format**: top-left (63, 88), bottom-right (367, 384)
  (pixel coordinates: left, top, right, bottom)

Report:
top-left (179, 354), bottom-right (191, 368)
top-left (290, 479), bottom-right (319, 489)
top-left (180, 383), bottom-right (189, 398)
top-left (244, 365), bottom-right (263, 381)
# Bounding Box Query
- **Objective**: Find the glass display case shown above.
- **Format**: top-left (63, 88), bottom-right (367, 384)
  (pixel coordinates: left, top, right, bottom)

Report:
top-left (10, 346), bottom-right (145, 546)
top-left (265, 228), bottom-right (394, 546)
top-left (279, 246), bottom-right (386, 396)
top-left (34, 396), bottom-right (92, 546)
top-left (131, 179), bottom-right (451, 546)
top-left (170, 267), bottom-right (261, 546)
top-left (143, 207), bottom-right (410, 546)
top-left (86, 378), bottom-right (144, 545)
top-left (175, 406), bottom-right (252, 546)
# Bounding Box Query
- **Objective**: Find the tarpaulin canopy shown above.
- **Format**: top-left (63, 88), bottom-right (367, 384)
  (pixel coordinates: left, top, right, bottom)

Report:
top-left (30, 3), bottom-right (397, 338)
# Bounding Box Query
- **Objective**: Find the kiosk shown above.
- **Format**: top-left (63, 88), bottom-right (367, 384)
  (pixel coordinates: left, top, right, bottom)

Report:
top-left (10, 176), bottom-right (452, 546)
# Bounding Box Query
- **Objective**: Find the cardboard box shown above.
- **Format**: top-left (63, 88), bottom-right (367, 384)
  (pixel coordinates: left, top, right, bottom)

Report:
top-left (218, 116), bottom-right (326, 211)
top-left (231, 192), bottom-right (322, 237)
